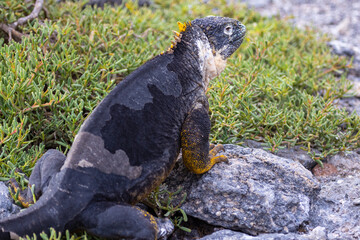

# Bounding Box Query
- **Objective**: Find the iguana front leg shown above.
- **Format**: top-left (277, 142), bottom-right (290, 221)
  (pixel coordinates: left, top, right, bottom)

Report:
top-left (181, 100), bottom-right (228, 174)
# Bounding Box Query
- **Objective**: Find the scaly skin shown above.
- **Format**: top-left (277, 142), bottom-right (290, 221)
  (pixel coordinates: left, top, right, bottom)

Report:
top-left (0, 16), bottom-right (246, 239)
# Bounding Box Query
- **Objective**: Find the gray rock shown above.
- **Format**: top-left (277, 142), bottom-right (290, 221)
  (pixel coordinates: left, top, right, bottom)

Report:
top-left (242, 140), bottom-right (316, 170)
top-left (334, 97), bottom-right (360, 115)
top-left (199, 229), bottom-right (308, 240)
top-left (199, 226), bottom-right (327, 240)
top-left (163, 146), bottom-right (360, 240)
top-left (348, 81), bottom-right (360, 98)
top-left (307, 150), bottom-right (360, 239)
top-left (240, 139), bottom-right (265, 149)
top-left (242, 0), bottom-right (360, 50)
top-left (156, 217), bottom-right (174, 240)
top-left (275, 147), bottom-right (317, 170)
top-left (353, 198), bottom-right (360, 206)
top-left (328, 40), bottom-right (356, 57)
top-left (0, 182), bottom-right (20, 220)
top-left (168, 145), bottom-right (320, 235)
top-left (310, 175), bottom-right (360, 240)
top-left (306, 226), bottom-right (328, 240)
top-left (326, 151), bottom-right (360, 174)
top-left (240, 0), bottom-right (272, 8)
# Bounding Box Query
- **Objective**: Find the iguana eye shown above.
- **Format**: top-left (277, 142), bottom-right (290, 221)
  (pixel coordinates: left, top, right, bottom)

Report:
top-left (224, 25), bottom-right (233, 35)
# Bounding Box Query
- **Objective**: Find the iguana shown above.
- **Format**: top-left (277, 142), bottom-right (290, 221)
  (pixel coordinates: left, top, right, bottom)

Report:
top-left (0, 16), bottom-right (246, 239)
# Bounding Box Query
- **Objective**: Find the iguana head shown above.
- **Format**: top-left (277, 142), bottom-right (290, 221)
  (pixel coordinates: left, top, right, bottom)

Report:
top-left (191, 16), bottom-right (246, 59)
top-left (181, 16), bottom-right (246, 88)
top-left (166, 16), bottom-right (246, 89)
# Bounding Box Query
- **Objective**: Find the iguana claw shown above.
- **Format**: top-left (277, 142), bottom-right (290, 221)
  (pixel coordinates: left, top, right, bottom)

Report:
top-left (209, 144), bottom-right (229, 164)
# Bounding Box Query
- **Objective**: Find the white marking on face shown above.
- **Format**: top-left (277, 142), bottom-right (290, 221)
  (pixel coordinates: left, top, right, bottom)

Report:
top-left (196, 39), bottom-right (227, 89)
top-left (213, 52), bottom-right (227, 75)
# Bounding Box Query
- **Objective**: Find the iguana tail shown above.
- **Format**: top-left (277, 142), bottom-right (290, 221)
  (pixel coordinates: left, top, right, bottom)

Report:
top-left (0, 169), bottom-right (94, 239)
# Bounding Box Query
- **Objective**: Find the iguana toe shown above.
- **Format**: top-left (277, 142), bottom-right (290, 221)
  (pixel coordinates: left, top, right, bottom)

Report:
top-left (209, 144), bottom-right (228, 164)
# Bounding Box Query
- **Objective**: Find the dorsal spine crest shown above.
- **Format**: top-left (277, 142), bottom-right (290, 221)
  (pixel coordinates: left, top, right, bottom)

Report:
top-left (177, 21), bottom-right (187, 32)
top-left (177, 21), bottom-right (192, 33)
top-left (164, 21), bottom-right (191, 54)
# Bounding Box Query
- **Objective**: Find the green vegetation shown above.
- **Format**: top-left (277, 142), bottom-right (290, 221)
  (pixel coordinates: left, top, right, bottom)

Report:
top-left (145, 184), bottom-right (190, 232)
top-left (21, 228), bottom-right (86, 240)
top-left (0, 0), bottom-right (359, 238)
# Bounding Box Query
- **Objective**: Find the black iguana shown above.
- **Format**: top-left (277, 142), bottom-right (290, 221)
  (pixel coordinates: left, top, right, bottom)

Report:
top-left (0, 16), bottom-right (246, 239)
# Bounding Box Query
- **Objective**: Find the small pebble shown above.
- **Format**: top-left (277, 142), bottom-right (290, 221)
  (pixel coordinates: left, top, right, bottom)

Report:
top-left (353, 198), bottom-right (360, 206)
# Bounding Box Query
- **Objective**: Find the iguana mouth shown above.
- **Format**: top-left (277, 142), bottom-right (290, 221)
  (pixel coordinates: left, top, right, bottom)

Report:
top-left (234, 34), bottom-right (245, 44)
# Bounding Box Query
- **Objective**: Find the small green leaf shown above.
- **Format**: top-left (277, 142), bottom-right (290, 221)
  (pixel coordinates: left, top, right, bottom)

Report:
top-left (178, 226), bottom-right (192, 233)
top-left (180, 208), bottom-right (188, 222)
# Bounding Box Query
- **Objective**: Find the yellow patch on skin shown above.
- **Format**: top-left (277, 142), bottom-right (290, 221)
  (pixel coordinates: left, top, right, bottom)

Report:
top-left (165, 29), bottom-right (183, 54)
top-left (182, 124), bottom-right (228, 174)
top-left (177, 21), bottom-right (187, 32)
top-left (165, 21), bottom-right (190, 54)
top-left (180, 128), bottom-right (209, 174)
top-left (172, 30), bottom-right (180, 37)
top-left (182, 149), bottom-right (222, 174)
top-left (137, 207), bottom-right (158, 239)
top-left (182, 147), bottom-right (227, 174)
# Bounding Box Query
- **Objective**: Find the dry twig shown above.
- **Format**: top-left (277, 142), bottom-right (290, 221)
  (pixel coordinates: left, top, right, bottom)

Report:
top-left (10, 0), bottom-right (44, 29)
top-left (0, 23), bottom-right (27, 41)
top-left (0, 0), bottom-right (44, 41)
